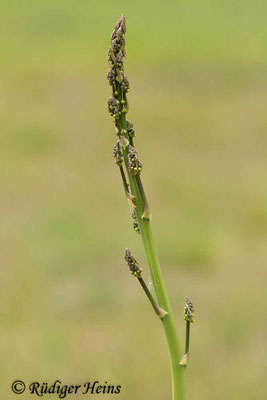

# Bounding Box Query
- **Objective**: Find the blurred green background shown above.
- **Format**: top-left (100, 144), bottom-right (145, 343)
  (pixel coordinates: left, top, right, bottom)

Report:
top-left (1, 1), bottom-right (267, 399)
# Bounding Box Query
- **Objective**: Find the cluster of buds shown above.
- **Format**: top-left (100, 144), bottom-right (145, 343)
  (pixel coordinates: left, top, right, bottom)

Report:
top-left (128, 145), bottom-right (142, 176)
top-left (107, 97), bottom-right (119, 118)
top-left (113, 140), bottom-right (123, 166)
top-left (107, 15), bottom-right (129, 121)
top-left (121, 75), bottom-right (129, 92)
top-left (107, 67), bottom-right (115, 86)
top-left (108, 15), bottom-right (126, 75)
top-left (125, 248), bottom-right (142, 278)
top-left (126, 120), bottom-right (135, 138)
top-left (184, 297), bottom-right (194, 323)
top-left (132, 211), bottom-right (140, 234)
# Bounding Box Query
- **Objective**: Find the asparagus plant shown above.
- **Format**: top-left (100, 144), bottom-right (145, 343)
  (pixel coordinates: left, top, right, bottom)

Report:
top-left (107, 15), bottom-right (194, 400)
top-left (179, 297), bottom-right (194, 367)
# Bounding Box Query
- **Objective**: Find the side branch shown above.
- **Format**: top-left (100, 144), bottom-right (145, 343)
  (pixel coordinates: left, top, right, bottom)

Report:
top-left (124, 248), bottom-right (168, 319)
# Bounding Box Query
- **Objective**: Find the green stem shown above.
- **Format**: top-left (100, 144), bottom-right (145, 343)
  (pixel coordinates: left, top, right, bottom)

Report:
top-left (139, 218), bottom-right (185, 400)
top-left (122, 164), bottom-right (185, 399)
top-left (117, 80), bottom-right (185, 400)
top-left (138, 277), bottom-right (167, 319)
top-left (119, 165), bottom-right (129, 195)
top-left (135, 175), bottom-right (146, 208)
top-left (185, 321), bottom-right (190, 356)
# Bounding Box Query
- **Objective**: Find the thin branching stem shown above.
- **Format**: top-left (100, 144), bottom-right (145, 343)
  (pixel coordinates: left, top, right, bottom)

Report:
top-left (108, 15), bottom-right (186, 400)
top-left (185, 321), bottom-right (190, 356)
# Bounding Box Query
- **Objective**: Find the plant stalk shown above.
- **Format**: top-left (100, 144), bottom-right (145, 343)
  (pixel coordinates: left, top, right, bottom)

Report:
top-left (139, 218), bottom-right (185, 400)
top-left (120, 141), bottom-right (185, 398)
top-left (119, 76), bottom-right (185, 400)
top-left (108, 15), bottom-right (185, 399)
top-left (185, 321), bottom-right (190, 356)
top-left (137, 276), bottom-right (167, 319)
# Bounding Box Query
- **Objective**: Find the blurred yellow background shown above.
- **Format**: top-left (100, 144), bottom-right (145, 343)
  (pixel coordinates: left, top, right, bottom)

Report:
top-left (1, 1), bottom-right (266, 399)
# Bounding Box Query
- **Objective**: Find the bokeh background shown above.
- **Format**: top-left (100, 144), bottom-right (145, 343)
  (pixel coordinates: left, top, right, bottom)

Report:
top-left (1, 1), bottom-right (267, 399)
